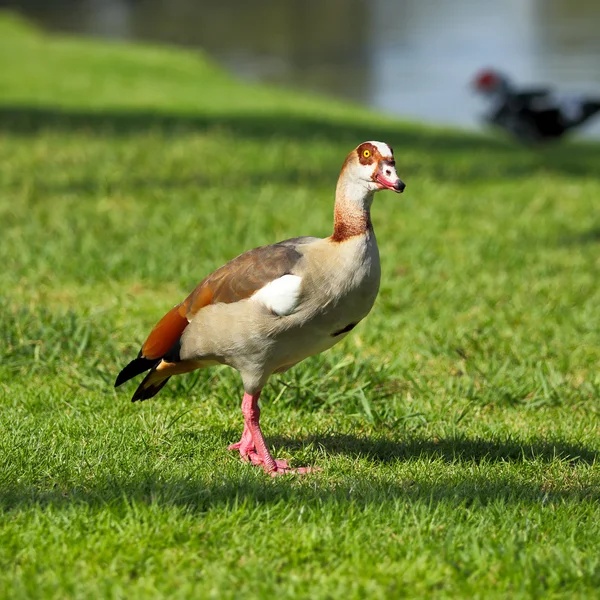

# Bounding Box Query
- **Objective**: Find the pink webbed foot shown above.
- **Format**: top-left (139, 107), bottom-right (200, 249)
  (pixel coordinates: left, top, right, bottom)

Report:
top-left (228, 391), bottom-right (318, 476)
top-left (243, 452), bottom-right (316, 476)
top-left (228, 433), bottom-right (315, 475)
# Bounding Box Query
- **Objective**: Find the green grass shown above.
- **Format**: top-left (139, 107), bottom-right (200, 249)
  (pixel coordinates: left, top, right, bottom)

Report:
top-left (1, 12), bottom-right (599, 599)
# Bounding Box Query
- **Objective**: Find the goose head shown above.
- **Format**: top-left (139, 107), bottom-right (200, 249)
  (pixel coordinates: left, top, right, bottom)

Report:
top-left (338, 141), bottom-right (406, 199)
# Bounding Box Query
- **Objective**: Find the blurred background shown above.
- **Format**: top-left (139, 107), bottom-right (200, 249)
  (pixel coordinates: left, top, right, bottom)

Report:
top-left (1, 0), bottom-right (600, 137)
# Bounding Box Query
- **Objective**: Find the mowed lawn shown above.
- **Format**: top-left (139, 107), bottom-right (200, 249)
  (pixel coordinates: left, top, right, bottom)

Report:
top-left (1, 13), bottom-right (599, 599)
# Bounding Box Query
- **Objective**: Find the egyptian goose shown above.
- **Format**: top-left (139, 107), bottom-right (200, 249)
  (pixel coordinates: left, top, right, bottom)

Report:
top-left (115, 141), bottom-right (405, 475)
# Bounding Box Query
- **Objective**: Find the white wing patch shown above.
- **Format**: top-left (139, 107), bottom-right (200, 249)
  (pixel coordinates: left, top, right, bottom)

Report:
top-left (250, 274), bottom-right (302, 316)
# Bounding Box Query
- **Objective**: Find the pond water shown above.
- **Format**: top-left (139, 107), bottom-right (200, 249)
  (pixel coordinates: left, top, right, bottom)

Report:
top-left (3, 0), bottom-right (600, 137)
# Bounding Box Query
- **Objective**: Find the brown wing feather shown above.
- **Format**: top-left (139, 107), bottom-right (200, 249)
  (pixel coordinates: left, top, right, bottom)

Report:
top-left (182, 242), bottom-right (305, 318)
top-left (139, 241), bottom-right (307, 360)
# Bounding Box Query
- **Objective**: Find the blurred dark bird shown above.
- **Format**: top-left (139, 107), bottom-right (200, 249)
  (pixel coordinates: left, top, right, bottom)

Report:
top-left (472, 68), bottom-right (600, 142)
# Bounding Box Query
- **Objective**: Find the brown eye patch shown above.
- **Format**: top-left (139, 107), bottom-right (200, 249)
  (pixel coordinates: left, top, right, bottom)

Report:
top-left (357, 142), bottom-right (378, 165)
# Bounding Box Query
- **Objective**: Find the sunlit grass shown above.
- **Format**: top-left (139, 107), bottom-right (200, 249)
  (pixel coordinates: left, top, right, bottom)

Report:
top-left (0, 12), bottom-right (599, 599)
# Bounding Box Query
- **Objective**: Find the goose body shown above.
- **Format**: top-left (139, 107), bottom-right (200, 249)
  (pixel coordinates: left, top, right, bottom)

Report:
top-left (180, 232), bottom-right (381, 392)
top-left (115, 141), bottom-right (405, 474)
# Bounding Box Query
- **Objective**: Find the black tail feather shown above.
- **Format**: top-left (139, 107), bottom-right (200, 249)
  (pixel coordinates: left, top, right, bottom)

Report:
top-left (131, 371), bottom-right (171, 402)
top-left (574, 101), bottom-right (600, 126)
top-left (114, 354), bottom-right (159, 387)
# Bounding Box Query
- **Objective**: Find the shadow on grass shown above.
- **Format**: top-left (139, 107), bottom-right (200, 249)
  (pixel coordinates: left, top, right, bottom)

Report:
top-left (559, 227), bottom-right (600, 246)
top-left (2, 104), bottom-right (600, 182)
top-left (266, 432), bottom-right (599, 466)
top-left (2, 433), bottom-right (597, 512)
top-left (2, 167), bottom-right (336, 196)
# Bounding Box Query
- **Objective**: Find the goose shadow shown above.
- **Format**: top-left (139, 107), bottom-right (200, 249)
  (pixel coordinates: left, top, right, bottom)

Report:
top-left (263, 431), bottom-right (599, 466)
top-left (2, 432), bottom-right (597, 512)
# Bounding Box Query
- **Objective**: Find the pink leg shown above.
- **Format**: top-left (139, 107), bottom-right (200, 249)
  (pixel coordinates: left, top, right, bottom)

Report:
top-left (228, 391), bottom-right (314, 475)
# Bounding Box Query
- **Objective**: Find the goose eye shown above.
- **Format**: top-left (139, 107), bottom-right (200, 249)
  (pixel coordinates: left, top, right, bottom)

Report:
top-left (363, 149), bottom-right (371, 158)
